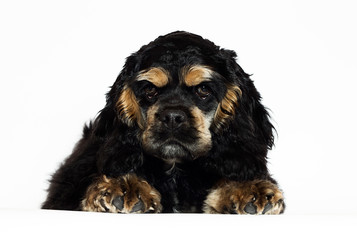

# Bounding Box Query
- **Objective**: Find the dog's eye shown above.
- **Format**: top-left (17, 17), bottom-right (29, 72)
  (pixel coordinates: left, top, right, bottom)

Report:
top-left (195, 85), bottom-right (212, 100)
top-left (144, 86), bottom-right (158, 99)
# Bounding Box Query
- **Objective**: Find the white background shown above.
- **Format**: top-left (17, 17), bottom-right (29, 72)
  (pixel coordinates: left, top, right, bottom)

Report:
top-left (1, 0), bottom-right (357, 236)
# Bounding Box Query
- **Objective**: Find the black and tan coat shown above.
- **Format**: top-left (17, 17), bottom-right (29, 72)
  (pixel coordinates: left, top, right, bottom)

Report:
top-left (43, 31), bottom-right (284, 214)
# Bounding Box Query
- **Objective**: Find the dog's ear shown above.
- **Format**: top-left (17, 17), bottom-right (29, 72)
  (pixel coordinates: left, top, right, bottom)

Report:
top-left (205, 49), bottom-right (274, 180)
top-left (215, 49), bottom-right (274, 150)
top-left (114, 54), bottom-right (146, 129)
top-left (93, 54), bottom-right (145, 176)
top-left (91, 54), bottom-right (144, 138)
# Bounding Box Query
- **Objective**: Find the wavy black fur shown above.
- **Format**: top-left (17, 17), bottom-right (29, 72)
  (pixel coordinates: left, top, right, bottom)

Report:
top-left (42, 31), bottom-right (277, 212)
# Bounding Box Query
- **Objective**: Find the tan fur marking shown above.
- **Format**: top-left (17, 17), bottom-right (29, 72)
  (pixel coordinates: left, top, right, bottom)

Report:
top-left (137, 67), bottom-right (169, 87)
top-left (116, 87), bottom-right (144, 129)
top-left (142, 104), bottom-right (160, 147)
top-left (81, 175), bottom-right (125, 213)
top-left (190, 106), bottom-right (212, 152)
top-left (81, 174), bottom-right (162, 213)
top-left (203, 180), bottom-right (284, 214)
top-left (183, 65), bottom-right (213, 87)
top-left (213, 85), bottom-right (242, 131)
top-left (202, 188), bottom-right (223, 213)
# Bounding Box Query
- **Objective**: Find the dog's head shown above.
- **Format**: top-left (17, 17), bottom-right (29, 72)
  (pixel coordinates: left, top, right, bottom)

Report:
top-left (102, 31), bottom-right (273, 166)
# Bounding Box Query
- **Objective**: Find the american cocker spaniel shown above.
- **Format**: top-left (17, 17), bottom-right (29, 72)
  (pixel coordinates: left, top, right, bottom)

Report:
top-left (42, 31), bottom-right (285, 214)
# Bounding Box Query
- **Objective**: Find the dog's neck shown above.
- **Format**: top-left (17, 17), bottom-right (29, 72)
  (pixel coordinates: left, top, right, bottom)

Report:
top-left (164, 162), bottom-right (176, 175)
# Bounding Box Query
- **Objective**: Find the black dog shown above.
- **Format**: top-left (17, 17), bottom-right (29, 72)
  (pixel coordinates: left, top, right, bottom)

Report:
top-left (42, 31), bottom-right (284, 214)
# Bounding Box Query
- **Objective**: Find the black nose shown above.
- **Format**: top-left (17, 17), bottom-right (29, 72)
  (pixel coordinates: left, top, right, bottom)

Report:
top-left (159, 109), bottom-right (187, 129)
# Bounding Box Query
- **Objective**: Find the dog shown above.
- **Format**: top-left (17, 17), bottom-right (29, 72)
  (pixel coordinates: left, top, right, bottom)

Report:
top-left (42, 31), bottom-right (285, 214)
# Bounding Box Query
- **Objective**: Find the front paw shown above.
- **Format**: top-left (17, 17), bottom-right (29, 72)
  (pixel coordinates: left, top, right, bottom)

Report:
top-left (203, 180), bottom-right (285, 214)
top-left (81, 174), bottom-right (162, 213)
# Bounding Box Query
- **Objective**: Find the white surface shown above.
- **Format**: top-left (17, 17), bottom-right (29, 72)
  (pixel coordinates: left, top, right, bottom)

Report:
top-left (0, 210), bottom-right (356, 240)
top-left (0, 0), bottom-right (357, 217)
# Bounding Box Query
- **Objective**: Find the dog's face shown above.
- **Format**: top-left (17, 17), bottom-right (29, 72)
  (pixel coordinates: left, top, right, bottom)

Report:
top-left (135, 66), bottom-right (224, 162)
top-left (114, 32), bottom-right (242, 163)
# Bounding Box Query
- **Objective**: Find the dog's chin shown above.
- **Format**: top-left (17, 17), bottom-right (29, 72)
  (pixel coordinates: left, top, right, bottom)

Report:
top-left (145, 140), bottom-right (192, 162)
top-left (159, 142), bottom-right (190, 160)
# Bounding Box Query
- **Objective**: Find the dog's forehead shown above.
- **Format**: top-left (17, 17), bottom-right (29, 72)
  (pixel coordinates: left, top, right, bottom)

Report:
top-left (136, 65), bottom-right (213, 87)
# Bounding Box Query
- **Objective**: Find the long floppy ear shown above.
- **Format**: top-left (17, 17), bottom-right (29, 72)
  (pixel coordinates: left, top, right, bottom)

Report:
top-left (205, 49), bottom-right (274, 181)
top-left (215, 49), bottom-right (274, 150)
top-left (241, 81), bottom-right (275, 150)
top-left (94, 54), bottom-right (145, 134)
top-left (93, 55), bottom-right (145, 177)
top-left (235, 69), bottom-right (274, 151)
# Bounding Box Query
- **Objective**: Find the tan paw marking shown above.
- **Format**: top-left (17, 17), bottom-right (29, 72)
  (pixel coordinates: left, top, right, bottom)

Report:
top-left (81, 174), bottom-right (162, 213)
top-left (203, 180), bottom-right (284, 214)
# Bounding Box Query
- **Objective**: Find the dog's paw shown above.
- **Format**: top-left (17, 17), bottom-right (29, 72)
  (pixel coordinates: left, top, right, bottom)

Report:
top-left (203, 180), bottom-right (285, 214)
top-left (81, 174), bottom-right (162, 213)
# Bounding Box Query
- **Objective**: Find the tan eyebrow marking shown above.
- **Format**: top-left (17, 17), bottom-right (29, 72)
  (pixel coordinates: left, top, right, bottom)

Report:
top-left (136, 67), bottom-right (169, 87)
top-left (183, 65), bottom-right (213, 87)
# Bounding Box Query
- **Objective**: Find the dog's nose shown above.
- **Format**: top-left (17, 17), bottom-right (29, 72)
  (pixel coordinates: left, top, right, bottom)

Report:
top-left (159, 109), bottom-right (187, 129)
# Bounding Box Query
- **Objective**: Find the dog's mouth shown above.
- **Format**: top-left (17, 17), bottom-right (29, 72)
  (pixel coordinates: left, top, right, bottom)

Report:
top-left (142, 131), bottom-right (195, 161)
top-left (157, 139), bottom-right (192, 161)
